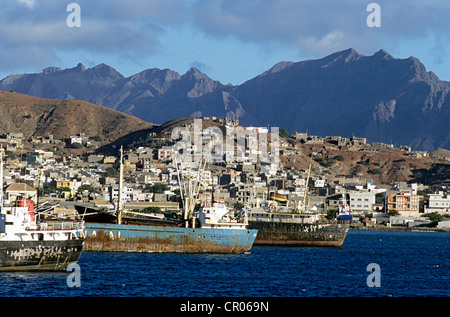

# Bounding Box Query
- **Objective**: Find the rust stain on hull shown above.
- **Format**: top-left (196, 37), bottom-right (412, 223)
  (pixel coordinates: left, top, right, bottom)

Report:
top-left (83, 224), bottom-right (257, 254)
top-left (254, 236), bottom-right (347, 247)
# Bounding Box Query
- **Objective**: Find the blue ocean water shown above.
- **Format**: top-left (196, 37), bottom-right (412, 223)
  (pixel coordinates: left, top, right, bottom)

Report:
top-left (0, 230), bottom-right (448, 297)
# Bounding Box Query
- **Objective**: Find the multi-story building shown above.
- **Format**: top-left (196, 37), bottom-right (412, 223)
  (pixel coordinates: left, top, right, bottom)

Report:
top-left (349, 191), bottom-right (376, 214)
top-left (52, 180), bottom-right (71, 189)
top-left (4, 183), bottom-right (38, 205)
top-left (229, 183), bottom-right (254, 205)
top-left (110, 184), bottom-right (133, 203)
top-left (158, 146), bottom-right (173, 162)
top-left (387, 190), bottom-right (424, 215)
top-left (427, 191), bottom-right (450, 214)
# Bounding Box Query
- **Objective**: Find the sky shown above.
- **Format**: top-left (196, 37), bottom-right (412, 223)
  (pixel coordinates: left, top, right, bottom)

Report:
top-left (1, 0), bottom-right (450, 85)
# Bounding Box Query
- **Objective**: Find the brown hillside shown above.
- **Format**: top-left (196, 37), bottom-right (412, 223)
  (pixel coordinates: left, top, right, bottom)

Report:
top-left (148, 117), bottom-right (449, 186)
top-left (0, 91), bottom-right (153, 142)
top-left (280, 142), bottom-right (448, 186)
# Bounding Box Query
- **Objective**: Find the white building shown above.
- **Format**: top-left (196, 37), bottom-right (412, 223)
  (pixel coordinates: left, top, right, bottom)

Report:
top-left (427, 192), bottom-right (450, 213)
top-left (314, 179), bottom-right (325, 188)
top-left (349, 191), bottom-right (376, 214)
top-left (110, 184), bottom-right (133, 203)
top-left (200, 170), bottom-right (212, 187)
top-left (70, 136), bottom-right (83, 145)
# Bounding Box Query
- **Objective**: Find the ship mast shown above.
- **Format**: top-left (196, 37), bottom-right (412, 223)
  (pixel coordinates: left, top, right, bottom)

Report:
top-left (117, 146), bottom-right (124, 225)
top-left (301, 162), bottom-right (311, 211)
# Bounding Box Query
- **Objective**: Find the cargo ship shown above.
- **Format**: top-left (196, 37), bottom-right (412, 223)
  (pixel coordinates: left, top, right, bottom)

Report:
top-left (247, 208), bottom-right (349, 247)
top-left (246, 165), bottom-right (349, 247)
top-left (79, 147), bottom-right (257, 254)
top-left (0, 156), bottom-right (84, 271)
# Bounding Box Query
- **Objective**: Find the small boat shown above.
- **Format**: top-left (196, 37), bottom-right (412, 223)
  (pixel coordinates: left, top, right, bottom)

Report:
top-left (337, 194), bottom-right (353, 222)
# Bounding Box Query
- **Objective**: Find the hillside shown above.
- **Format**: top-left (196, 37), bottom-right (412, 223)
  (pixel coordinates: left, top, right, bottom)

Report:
top-left (108, 117), bottom-right (450, 187)
top-left (281, 143), bottom-right (441, 185)
top-left (0, 91), bottom-right (153, 146)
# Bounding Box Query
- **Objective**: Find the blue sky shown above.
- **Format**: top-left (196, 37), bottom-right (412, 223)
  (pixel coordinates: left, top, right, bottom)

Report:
top-left (1, 0), bottom-right (450, 85)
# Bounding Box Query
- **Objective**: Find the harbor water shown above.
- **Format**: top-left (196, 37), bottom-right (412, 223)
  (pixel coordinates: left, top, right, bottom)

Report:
top-left (0, 230), bottom-right (448, 297)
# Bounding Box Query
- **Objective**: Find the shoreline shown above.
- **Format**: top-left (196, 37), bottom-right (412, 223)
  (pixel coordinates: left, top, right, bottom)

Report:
top-left (349, 224), bottom-right (450, 233)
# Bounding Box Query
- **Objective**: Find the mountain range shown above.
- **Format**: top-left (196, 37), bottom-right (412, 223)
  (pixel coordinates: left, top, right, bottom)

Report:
top-left (1, 48), bottom-right (449, 151)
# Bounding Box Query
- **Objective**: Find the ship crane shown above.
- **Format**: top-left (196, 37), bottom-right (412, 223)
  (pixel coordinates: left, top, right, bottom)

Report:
top-left (173, 152), bottom-right (207, 227)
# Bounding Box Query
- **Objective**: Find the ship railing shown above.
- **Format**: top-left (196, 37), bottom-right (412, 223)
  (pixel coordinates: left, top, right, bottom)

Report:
top-left (34, 221), bottom-right (84, 232)
top-left (217, 217), bottom-right (248, 224)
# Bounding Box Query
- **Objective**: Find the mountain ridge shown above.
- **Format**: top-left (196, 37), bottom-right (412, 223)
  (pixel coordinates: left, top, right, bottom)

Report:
top-left (1, 48), bottom-right (449, 151)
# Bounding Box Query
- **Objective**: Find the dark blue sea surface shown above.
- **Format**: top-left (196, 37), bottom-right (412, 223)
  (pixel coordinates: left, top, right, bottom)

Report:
top-left (1, 230), bottom-right (448, 297)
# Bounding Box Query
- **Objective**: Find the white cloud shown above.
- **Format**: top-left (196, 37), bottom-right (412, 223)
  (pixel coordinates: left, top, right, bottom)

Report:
top-left (300, 31), bottom-right (346, 56)
top-left (4, 1), bottom-right (450, 58)
top-left (187, 0), bottom-right (450, 57)
top-left (17, 0), bottom-right (36, 9)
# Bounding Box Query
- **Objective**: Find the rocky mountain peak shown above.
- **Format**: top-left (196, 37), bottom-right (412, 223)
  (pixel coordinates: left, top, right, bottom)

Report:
top-left (73, 63), bottom-right (86, 72)
top-left (373, 49), bottom-right (394, 60)
top-left (43, 66), bottom-right (62, 75)
top-left (91, 63), bottom-right (124, 79)
top-left (183, 67), bottom-right (210, 81)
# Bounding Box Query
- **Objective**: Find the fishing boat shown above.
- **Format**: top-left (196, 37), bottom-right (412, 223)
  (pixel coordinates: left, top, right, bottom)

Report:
top-left (0, 154), bottom-right (84, 271)
top-left (337, 194), bottom-right (353, 222)
top-left (80, 147), bottom-right (257, 254)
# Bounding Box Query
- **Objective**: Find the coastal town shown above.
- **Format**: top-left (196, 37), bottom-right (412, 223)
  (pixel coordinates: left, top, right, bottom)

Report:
top-left (1, 116), bottom-right (449, 231)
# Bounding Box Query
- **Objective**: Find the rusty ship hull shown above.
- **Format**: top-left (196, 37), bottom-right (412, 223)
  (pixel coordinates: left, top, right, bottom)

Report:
top-left (83, 222), bottom-right (258, 254)
top-left (0, 239), bottom-right (84, 271)
top-left (248, 221), bottom-right (349, 247)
